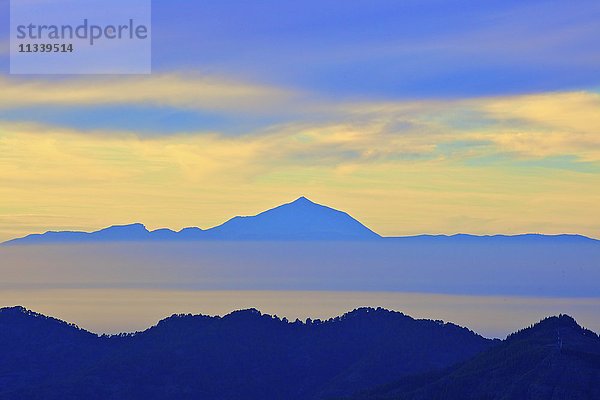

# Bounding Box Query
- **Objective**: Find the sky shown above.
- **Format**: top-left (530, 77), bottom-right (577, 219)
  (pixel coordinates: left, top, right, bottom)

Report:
top-left (1, 0), bottom-right (599, 241)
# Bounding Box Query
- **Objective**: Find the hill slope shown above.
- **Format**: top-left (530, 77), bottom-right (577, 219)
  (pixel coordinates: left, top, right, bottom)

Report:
top-left (352, 315), bottom-right (600, 400)
top-left (0, 306), bottom-right (491, 400)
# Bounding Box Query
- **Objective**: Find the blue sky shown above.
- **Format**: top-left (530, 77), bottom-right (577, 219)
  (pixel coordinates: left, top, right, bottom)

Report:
top-left (2, 0), bottom-right (600, 98)
top-left (149, 0), bottom-right (600, 98)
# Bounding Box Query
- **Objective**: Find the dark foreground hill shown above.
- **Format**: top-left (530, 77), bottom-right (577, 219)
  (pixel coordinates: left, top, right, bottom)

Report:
top-left (349, 315), bottom-right (600, 400)
top-left (0, 306), bottom-right (491, 400)
top-left (1, 307), bottom-right (598, 400)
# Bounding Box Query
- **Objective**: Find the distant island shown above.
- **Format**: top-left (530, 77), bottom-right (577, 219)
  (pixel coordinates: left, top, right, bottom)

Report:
top-left (4, 197), bottom-right (597, 244)
top-left (0, 306), bottom-right (598, 399)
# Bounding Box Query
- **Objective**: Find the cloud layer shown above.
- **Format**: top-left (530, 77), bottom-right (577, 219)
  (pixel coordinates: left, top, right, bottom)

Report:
top-left (1, 74), bottom-right (598, 241)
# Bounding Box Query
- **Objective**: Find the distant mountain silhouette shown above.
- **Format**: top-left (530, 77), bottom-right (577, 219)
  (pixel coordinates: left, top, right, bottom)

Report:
top-left (3, 197), bottom-right (598, 244)
top-left (4, 197), bottom-right (380, 244)
top-left (349, 315), bottom-right (600, 400)
top-left (387, 233), bottom-right (597, 243)
top-left (5, 223), bottom-right (156, 244)
top-left (0, 306), bottom-right (493, 400)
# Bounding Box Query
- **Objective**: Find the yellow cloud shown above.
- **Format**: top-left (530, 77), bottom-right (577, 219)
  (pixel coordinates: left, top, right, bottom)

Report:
top-left (480, 91), bottom-right (600, 133)
top-left (340, 91), bottom-right (600, 162)
top-left (1, 74), bottom-right (597, 163)
top-left (0, 74), bottom-right (294, 113)
top-left (464, 91), bottom-right (600, 161)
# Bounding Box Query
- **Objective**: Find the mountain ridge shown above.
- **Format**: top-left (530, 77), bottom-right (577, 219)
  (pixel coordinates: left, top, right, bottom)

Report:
top-left (4, 197), bottom-right (380, 244)
top-left (3, 197), bottom-right (598, 244)
top-left (0, 305), bottom-right (493, 400)
top-left (1, 306), bottom-right (598, 400)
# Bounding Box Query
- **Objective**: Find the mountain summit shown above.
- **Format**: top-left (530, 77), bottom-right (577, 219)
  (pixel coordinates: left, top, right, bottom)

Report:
top-left (4, 197), bottom-right (380, 244)
top-left (205, 196), bottom-right (380, 240)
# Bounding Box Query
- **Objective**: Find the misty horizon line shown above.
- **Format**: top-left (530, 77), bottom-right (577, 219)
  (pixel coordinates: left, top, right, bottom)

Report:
top-left (4, 196), bottom-right (599, 243)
